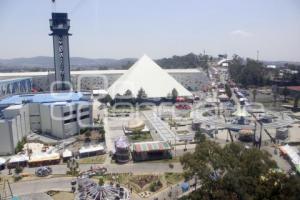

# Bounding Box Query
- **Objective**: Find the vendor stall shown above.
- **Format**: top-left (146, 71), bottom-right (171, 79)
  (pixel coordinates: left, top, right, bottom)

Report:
top-left (62, 149), bottom-right (73, 162)
top-left (28, 152), bottom-right (61, 167)
top-left (7, 155), bottom-right (29, 169)
top-left (131, 141), bottom-right (172, 162)
top-left (79, 144), bottom-right (105, 158)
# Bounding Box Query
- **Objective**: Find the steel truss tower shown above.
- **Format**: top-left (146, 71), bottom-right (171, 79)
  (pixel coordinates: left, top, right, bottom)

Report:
top-left (49, 13), bottom-right (72, 90)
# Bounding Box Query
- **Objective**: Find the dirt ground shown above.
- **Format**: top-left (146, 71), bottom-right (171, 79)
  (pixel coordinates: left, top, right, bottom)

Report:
top-left (49, 191), bottom-right (75, 200)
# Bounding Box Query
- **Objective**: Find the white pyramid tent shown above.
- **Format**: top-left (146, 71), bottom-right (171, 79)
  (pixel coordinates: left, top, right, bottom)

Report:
top-left (108, 55), bottom-right (193, 98)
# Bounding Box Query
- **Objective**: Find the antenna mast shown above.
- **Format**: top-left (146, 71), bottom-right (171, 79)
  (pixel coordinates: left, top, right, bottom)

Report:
top-left (51, 0), bottom-right (56, 12)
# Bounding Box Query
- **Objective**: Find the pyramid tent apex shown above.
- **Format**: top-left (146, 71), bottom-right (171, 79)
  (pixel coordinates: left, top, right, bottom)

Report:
top-left (108, 55), bottom-right (192, 98)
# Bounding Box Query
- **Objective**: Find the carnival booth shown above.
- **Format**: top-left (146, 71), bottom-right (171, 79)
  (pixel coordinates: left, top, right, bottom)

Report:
top-left (131, 141), bottom-right (172, 162)
top-left (79, 144), bottom-right (105, 158)
top-left (62, 149), bottom-right (73, 162)
top-left (28, 152), bottom-right (61, 167)
top-left (7, 155), bottom-right (29, 169)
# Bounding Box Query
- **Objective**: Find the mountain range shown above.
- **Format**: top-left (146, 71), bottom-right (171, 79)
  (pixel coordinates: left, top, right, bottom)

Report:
top-left (0, 56), bottom-right (137, 71)
top-left (0, 54), bottom-right (299, 72)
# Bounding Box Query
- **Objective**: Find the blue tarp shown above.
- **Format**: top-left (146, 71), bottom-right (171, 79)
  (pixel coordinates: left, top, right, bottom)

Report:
top-left (181, 182), bottom-right (190, 192)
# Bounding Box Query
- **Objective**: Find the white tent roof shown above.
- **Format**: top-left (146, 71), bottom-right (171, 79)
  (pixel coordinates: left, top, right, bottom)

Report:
top-left (233, 106), bottom-right (251, 117)
top-left (108, 55), bottom-right (193, 98)
top-left (8, 154), bottom-right (29, 163)
top-left (79, 144), bottom-right (104, 154)
top-left (0, 157), bottom-right (6, 165)
top-left (62, 149), bottom-right (73, 158)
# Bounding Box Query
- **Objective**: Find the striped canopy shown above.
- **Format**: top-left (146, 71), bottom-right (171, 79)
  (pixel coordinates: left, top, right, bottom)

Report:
top-left (132, 141), bottom-right (171, 153)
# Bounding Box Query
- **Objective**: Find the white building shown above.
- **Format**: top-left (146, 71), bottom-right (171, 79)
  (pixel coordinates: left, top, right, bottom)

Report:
top-left (0, 92), bottom-right (92, 155)
top-left (0, 104), bottom-right (30, 155)
top-left (0, 68), bottom-right (208, 92)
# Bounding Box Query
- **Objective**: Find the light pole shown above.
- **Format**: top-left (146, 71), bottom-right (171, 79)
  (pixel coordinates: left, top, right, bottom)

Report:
top-left (194, 172), bottom-right (198, 191)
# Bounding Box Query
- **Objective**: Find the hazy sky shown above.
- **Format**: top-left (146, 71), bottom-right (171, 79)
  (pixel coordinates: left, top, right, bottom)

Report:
top-left (0, 0), bottom-right (300, 61)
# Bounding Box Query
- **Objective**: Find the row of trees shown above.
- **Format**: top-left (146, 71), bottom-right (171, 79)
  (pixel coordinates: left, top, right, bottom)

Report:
top-left (100, 88), bottom-right (179, 105)
top-left (278, 63), bottom-right (300, 85)
top-left (180, 139), bottom-right (300, 200)
top-left (228, 56), bottom-right (272, 87)
top-left (156, 53), bottom-right (211, 70)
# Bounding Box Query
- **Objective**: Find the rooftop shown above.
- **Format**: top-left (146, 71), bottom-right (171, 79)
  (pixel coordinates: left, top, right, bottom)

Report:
top-left (287, 86), bottom-right (300, 92)
top-left (0, 92), bottom-right (85, 106)
top-left (0, 77), bottom-right (32, 83)
top-left (131, 141), bottom-right (171, 153)
top-left (4, 104), bottom-right (24, 110)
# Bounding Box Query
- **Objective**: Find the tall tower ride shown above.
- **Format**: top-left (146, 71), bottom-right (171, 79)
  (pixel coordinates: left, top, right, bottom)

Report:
top-left (49, 13), bottom-right (71, 90)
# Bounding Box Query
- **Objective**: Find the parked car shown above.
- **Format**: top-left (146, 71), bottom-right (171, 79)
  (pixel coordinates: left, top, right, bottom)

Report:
top-left (176, 104), bottom-right (192, 110)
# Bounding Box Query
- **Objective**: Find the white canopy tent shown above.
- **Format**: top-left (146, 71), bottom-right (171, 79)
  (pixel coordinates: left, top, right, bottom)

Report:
top-left (108, 55), bottom-right (192, 98)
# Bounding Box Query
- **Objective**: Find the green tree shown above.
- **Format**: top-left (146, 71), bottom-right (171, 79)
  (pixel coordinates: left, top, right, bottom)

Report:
top-left (194, 130), bottom-right (206, 143)
top-left (67, 158), bottom-right (79, 176)
top-left (14, 166), bottom-right (23, 174)
top-left (171, 88), bottom-right (178, 102)
top-left (15, 137), bottom-right (27, 154)
top-left (252, 88), bottom-right (257, 102)
top-left (293, 95), bottom-right (300, 110)
top-left (228, 57), bottom-right (270, 87)
top-left (137, 88), bottom-right (147, 103)
top-left (225, 84), bottom-right (232, 99)
top-left (98, 176), bottom-right (104, 186)
top-left (180, 141), bottom-right (300, 200)
top-left (282, 86), bottom-right (289, 102)
top-left (99, 94), bottom-right (112, 104)
top-left (84, 131), bottom-right (91, 143)
top-left (124, 89), bottom-right (133, 97)
top-left (272, 85), bottom-right (279, 105)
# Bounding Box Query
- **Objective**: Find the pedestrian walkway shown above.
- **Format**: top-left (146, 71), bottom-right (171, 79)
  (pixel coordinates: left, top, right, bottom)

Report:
top-left (143, 111), bottom-right (178, 143)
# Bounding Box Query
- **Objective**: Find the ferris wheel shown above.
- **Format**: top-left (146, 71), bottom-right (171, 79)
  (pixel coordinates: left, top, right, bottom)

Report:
top-left (75, 177), bottom-right (130, 200)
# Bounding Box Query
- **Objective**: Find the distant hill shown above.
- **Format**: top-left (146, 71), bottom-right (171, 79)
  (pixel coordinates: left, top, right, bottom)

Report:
top-left (0, 53), bottom-right (209, 72)
top-left (263, 60), bottom-right (300, 67)
top-left (0, 56), bottom-right (136, 71)
top-left (1, 53), bottom-right (298, 72)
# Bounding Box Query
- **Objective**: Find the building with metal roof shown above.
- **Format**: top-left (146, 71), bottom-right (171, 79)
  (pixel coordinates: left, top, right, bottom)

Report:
top-left (0, 92), bottom-right (92, 155)
top-left (131, 141), bottom-right (172, 161)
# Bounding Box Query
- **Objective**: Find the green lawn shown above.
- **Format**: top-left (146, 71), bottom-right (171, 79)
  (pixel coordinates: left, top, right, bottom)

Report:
top-left (78, 155), bottom-right (106, 164)
top-left (164, 172), bottom-right (184, 185)
top-left (128, 132), bottom-right (153, 142)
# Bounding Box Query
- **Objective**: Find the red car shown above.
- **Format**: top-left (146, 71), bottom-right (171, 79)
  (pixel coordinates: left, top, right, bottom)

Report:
top-left (176, 104), bottom-right (192, 110)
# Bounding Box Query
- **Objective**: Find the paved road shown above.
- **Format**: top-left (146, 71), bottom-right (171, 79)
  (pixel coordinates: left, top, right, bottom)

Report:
top-left (11, 177), bottom-right (73, 196)
top-left (9, 162), bottom-right (183, 198)
top-left (12, 176), bottom-right (197, 200)
top-left (2, 162), bottom-right (183, 176)
top-left (9, 162), bottom-right (183, 197)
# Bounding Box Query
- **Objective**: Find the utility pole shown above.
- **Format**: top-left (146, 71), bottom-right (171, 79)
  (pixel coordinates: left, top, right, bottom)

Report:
top-left (256, 50), bottom-right (259, 61)
top-left (0, 177), bottom-right (14, 200)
